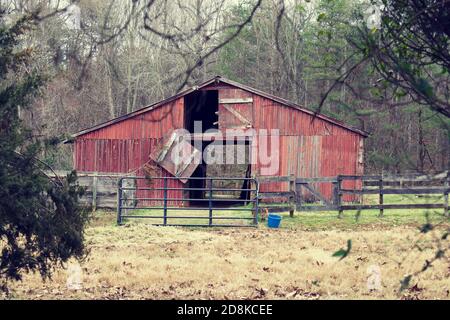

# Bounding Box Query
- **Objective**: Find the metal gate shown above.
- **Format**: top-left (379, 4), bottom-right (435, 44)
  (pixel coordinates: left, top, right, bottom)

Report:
top-left (117, 176), bottom-right (259, 227)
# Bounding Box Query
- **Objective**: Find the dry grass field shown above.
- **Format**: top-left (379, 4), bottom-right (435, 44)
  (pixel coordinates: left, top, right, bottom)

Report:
top-left (5, 202), bottom-right (450, 300)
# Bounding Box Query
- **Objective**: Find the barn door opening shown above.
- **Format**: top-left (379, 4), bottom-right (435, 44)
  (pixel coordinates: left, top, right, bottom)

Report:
top-left (200, 139), bottom-right (252, 206)
top-left (185, 90), bottom-right (218, 132)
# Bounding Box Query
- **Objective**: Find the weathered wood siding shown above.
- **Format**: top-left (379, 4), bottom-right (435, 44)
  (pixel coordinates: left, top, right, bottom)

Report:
top-left (251, 94), bottom-right (363, 200)
top-left (74, 98), bottom-right (185, 204)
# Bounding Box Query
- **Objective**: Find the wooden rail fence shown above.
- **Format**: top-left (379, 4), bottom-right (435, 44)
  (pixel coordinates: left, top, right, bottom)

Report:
top-left (46, 171), bottom-right (122, 210)
top-left (257, 171), bottom-right (449, 218)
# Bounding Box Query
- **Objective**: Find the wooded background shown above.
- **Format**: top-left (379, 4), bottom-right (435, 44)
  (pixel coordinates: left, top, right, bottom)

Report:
top-left (4, 0), bottom-right (449, 174)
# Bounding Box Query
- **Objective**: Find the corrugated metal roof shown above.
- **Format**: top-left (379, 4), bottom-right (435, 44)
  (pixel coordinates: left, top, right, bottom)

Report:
top-left (71, 76), bottom-right (369, 138)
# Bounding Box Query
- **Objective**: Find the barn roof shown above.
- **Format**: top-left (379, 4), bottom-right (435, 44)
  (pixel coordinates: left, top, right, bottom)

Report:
top-left (71, 76), bottom-right (369, 138)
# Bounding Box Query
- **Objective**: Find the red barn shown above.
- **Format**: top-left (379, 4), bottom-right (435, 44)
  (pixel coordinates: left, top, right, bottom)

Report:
top-left (70, 76), bottom-right (367, 202)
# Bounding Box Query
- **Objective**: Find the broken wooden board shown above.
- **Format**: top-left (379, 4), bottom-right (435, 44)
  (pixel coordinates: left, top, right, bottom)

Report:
top-left (150, 131), bottom-right (201, 183)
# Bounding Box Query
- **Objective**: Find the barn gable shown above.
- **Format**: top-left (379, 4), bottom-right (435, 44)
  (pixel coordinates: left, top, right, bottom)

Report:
top-left (72, 76), bottom-right (368, 139)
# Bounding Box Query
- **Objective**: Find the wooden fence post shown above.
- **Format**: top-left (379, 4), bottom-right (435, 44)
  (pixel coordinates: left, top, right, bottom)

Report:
top-left (92, 172), bottom-right (98, 212)
top-left (296, 183), bottom-right (302, 211)
top-left (445, 171), bottom-right (449, 218)
top-left (116, 177), bottom-right (122, 225)
top-left (337, 175), bottom-right (343, 218)
top-left (379, 173), bottom-right (384, 217)
top-left (289, 174), bottom-right (295, 217)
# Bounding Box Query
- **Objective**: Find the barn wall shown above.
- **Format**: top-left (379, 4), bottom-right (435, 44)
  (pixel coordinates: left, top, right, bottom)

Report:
top-left (79, 98), bottom-right (184, 140)
top-left (74, 98), bottom-right (184, 171)
top-left (74, 97), bottom-right (185, 205)
top-left (251, 95), bottom-right (363, 200)
top-left (253, 95), bottom-right (354, 136)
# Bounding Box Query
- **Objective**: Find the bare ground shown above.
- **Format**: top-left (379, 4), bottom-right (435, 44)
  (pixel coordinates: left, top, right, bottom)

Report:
top-left (5, 212), bottom-right (450, 300)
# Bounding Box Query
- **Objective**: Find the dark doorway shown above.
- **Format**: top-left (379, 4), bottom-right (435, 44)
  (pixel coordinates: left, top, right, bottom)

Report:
top-left (188, 140), bottom-right (252, 206)
top-left (184, 90), bottom-right (218, 132)
top-left (188, 163), bottom-right (207, 206)
top-left (187, 140), bottom-right (210, 206)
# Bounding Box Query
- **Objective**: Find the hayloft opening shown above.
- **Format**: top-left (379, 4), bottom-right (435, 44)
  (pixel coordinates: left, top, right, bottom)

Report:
top-left (184, 90), bottom-right (218, 132)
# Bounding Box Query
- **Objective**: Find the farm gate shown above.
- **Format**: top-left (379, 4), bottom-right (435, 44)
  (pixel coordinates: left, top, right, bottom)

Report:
top-left (117, 176), bottom-right (259, 227)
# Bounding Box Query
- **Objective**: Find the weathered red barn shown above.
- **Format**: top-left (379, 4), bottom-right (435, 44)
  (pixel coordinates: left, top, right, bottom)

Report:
top-left (70, 76), bottom-right (367, 202)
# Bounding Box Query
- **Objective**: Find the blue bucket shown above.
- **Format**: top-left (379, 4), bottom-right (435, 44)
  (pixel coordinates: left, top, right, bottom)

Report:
top-left (267, 214), bottom-right (282, 228)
